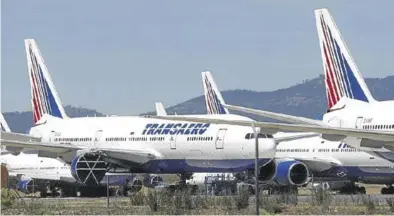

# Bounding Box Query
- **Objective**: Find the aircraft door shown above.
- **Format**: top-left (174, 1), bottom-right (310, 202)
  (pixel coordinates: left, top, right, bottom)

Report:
top-left (94, 130), bottom-right (103, 148)
top-left (355, 117), bottom-right (363, 129)
top-left (215, 129), bottom-right (227, 149)
top-left (170, 136), bottom-right (176, 149)
top-left (50, 130), bottom-right (56, 142)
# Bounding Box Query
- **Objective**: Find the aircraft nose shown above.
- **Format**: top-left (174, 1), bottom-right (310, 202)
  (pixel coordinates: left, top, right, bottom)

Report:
top-left (258, 138), bottom-right (277, 160)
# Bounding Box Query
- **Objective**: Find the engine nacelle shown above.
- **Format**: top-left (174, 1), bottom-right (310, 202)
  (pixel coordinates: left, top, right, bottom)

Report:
top-left (16, 179), bottom-right (35, 194)
top-left (143, 175), bottom-right (164, 188)
top-left (275, 160), bottom-right (309, 186)
top-left (71, 153), bottom-right (108, 186)
top-left (258, 159), bottom-right (277, 182)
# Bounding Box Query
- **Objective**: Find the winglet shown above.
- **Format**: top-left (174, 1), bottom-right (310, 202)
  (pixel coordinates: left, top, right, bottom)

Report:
top-left (201, 71), bottom-right (229, 114)
top-left (155, 102), bottom-right (167, 116)
top-left (315, 8), bottom-right (375, 109)
top-left (24, 39), bottom-right (68, 124)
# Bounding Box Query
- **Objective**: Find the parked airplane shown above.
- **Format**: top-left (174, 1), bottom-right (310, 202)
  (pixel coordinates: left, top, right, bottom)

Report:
top-left (0, 39), bottom-right (277, 190)
top-left (199, 71), bottom-right (394, 194)
top-left (154, 102), bottom-right (240, 195)
top-left (0, 113), bottom-right (143, 197)
top-left (197, 8), bottom-right (394, 153)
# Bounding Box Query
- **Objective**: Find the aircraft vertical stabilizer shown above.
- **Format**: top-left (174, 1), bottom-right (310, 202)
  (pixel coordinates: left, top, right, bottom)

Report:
top-left (155, 102), bottom-right (167, 116)
top-left (315, 8), bottom-right (375, 109)
top-left (24, 39), bottom-right (68, 124)
top-left (0, 113), bottom-right (11, 132)
top-left (201, 71), bottom-right (229, 114)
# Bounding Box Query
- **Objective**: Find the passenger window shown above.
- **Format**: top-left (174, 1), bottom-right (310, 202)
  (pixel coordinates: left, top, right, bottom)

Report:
top-left (245, 133), bottom-right (251, 139)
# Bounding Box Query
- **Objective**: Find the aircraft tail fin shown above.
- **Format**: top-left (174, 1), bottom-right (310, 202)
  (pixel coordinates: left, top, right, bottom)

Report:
top-left (155, 102), bottom-right (167, 116)
top-left (0, 113), bottom-right (11, 132)
top-left (315, 8), bottom-right (375, 109)
top-left (201, 71), bottom-right (230, 114)
top-left (24, 39), bottom-right (68, 124)
top-left (0, 113), bottom-right (39, 155)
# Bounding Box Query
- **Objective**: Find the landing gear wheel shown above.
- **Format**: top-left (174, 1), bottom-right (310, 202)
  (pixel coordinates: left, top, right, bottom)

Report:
top-left (358, 186), bottom-right (366, 194)
top-left (381, 186), bottom-right (394, 194)
top-left (40, 190), bottom-right (47, 198)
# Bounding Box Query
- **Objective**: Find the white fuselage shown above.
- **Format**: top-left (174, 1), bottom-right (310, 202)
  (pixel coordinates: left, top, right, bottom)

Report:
top-left (1, 152), bottom-right (72, 181)
top-left (323, 99), bottom-right (394, 131)
top-left (29, 114), bottom-right (276, 173)
top-left (323, 99), bottom-right (394, 154)
top-left (275, 134), bottom-right (394, 184)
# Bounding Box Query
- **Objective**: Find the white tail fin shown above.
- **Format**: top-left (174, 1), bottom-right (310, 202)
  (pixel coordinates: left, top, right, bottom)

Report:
top-left (201, 71), bottom-right (229, 114)
top-left (24, 39), bottom-right (68, 124)
top-left (0, 114), bottom-right (37, 155)
top-left (315, 8), bottom-right (375, 109)
top-left (0, 113), bottom-right (11, 132)
top-left (155, 102), bottom-right (167, 116)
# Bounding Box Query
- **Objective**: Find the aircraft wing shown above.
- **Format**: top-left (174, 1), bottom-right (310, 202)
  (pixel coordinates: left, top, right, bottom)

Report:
top-left (1, 131), bottom-right (162, 167)
top-left (99, 148), bottom-right (162, 164)
top-left (142, 115), bottom-right (394, 150)
top-left (1, 131), bottom-right (81, 154)
top-left (274, 132), bottom-right (321, 143)
top-left (223, 104), bottom-right (326, 126)
top-left (287, 156), bottom-right (343, 173)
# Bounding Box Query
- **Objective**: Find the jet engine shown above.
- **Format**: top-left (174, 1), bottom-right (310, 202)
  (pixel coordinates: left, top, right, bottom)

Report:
top-left (71, 152), bottom-right (108, 186)
top-left (258, 159), bottom-right (277, 182)
top-left (275, 160), bottom-right (309, 186)
top-left (16, 179), bottom-right (35, 194)
top-left (143, 175), bottom-right (164, 188)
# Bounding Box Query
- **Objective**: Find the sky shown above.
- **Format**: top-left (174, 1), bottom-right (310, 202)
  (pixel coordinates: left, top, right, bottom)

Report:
top-left (2, 0), bottom-right (394, 115)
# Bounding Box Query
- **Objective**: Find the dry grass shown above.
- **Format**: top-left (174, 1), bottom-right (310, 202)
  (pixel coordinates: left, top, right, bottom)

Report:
top-left (2, 188), bottom-right (394, 215)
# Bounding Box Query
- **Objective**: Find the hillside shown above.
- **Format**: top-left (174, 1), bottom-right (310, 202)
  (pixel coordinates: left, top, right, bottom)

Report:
top-left (4, 75), bottom-right (394, 133)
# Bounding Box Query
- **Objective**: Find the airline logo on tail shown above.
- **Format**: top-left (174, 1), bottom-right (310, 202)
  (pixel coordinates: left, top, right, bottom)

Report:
top-left (202, 72), bottom-right (229, 115)
top-left (315, 9), bottom-right (374, 108)
top-left (25, 39), bottom-right (66, 123)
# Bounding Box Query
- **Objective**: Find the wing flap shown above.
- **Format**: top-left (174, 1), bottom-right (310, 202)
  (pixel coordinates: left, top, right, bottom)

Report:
top-left (102, 148), bottom-right (161, 165)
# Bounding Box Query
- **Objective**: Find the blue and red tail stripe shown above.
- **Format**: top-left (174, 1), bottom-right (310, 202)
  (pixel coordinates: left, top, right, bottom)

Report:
top-left (320, 14), bottom-right (369, 108)
top-left (28, 44), bottom-right (64, 123)
top-left (204, 76), bottom-right (227, 114)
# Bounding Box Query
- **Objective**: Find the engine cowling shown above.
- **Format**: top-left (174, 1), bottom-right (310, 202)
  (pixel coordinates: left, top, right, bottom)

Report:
top-left (258, 159), bottom-right (277, 182)
top-left (71, 153), bottom-right (108, 186)
top-left (143, 175), bottom-right (164, 188)
top-left (275, 160), bottom-right (309, 186)
top-left (16, 179), bottom-right (34, 194)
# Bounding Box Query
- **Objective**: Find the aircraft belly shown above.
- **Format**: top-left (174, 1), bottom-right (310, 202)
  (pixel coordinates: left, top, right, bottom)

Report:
top-left (357, 166), bottom-right (394, 175)
top-left (139, 158), bottom-right (270, 173)
top-left (359, 176), bottom-right (394, 184)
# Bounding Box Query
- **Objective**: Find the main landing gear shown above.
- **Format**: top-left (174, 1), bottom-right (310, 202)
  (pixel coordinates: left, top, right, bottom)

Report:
top-left (339, 182), bottom-right (366, 194)
top-left (165, 173), bottom-right (198, 195)
top-left (381, 185), bottom-right (394, 194)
